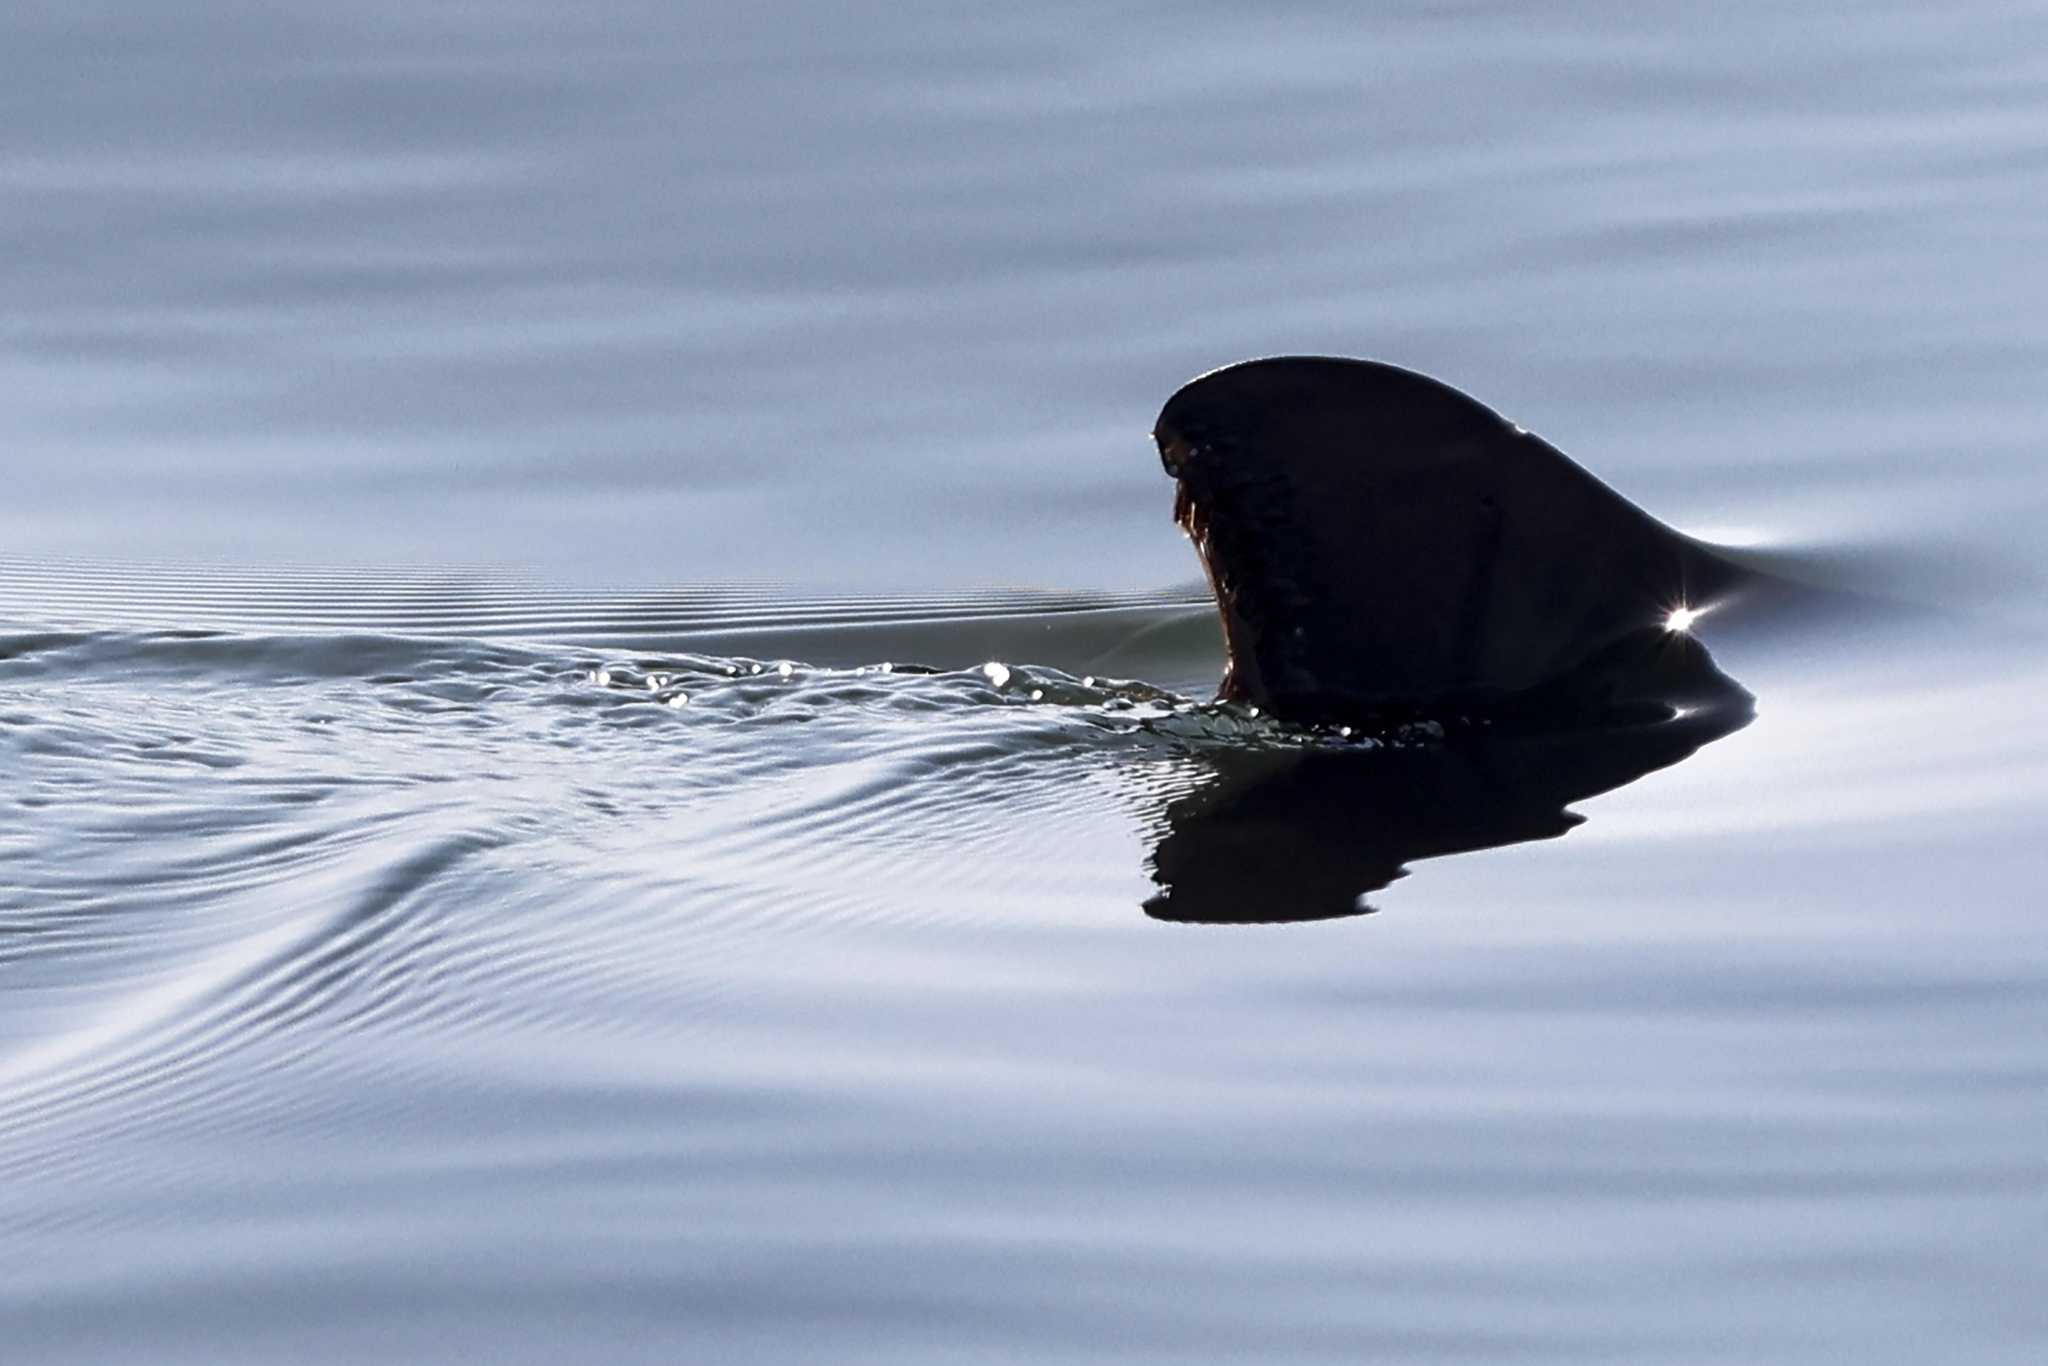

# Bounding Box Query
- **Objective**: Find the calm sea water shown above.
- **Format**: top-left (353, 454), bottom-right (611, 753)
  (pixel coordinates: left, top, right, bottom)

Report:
top-left (4, 3), bottom-right (2047, 1362)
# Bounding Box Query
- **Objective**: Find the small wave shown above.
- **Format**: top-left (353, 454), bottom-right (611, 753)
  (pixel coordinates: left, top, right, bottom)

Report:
top-left (0, 618), bottom-right (1333, 1180)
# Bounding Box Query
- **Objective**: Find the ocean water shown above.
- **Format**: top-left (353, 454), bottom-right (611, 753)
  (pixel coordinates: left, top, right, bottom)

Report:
top-left (4, 3), bottom-right (2047, 1362)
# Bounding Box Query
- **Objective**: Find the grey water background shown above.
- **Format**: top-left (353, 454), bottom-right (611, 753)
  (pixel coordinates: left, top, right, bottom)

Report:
top-left (4, 3), bottom-right (2047, 1362)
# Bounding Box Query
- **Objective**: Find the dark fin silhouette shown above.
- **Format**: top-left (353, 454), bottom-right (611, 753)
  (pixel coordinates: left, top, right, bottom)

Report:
top-left (1154, 357), bottom-right (1743, 723)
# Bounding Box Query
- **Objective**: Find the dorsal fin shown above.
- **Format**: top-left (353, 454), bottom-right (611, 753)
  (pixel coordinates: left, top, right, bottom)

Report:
top-left (1154, 357), bottom-right (1738, 721)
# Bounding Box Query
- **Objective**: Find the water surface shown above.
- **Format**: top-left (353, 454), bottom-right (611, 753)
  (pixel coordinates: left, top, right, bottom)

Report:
top-left (4, 3), bottom-right (2047, 1362)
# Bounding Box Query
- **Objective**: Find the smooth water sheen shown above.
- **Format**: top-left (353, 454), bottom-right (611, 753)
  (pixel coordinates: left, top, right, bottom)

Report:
top-left (5, 4), bottom-right (2048, 1363)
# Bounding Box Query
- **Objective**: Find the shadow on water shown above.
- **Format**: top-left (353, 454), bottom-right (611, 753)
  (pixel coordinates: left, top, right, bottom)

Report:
top-left (1142, 627), bottom-right (1753, 924)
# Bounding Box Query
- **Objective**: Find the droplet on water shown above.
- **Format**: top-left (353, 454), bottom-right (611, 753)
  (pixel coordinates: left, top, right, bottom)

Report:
top-left (982, 662), bottom-right (1011, 688)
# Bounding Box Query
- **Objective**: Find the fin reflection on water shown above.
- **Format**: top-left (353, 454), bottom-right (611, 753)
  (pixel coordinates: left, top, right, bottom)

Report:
top-left (1143, 628), bottom-right (1752, 924)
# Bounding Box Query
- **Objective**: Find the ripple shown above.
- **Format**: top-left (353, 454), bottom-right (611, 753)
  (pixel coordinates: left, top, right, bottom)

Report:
top-left (0, 618), bottom-right (1232, 1193)
top-left (0, 553), bottom-right (1210, 641)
